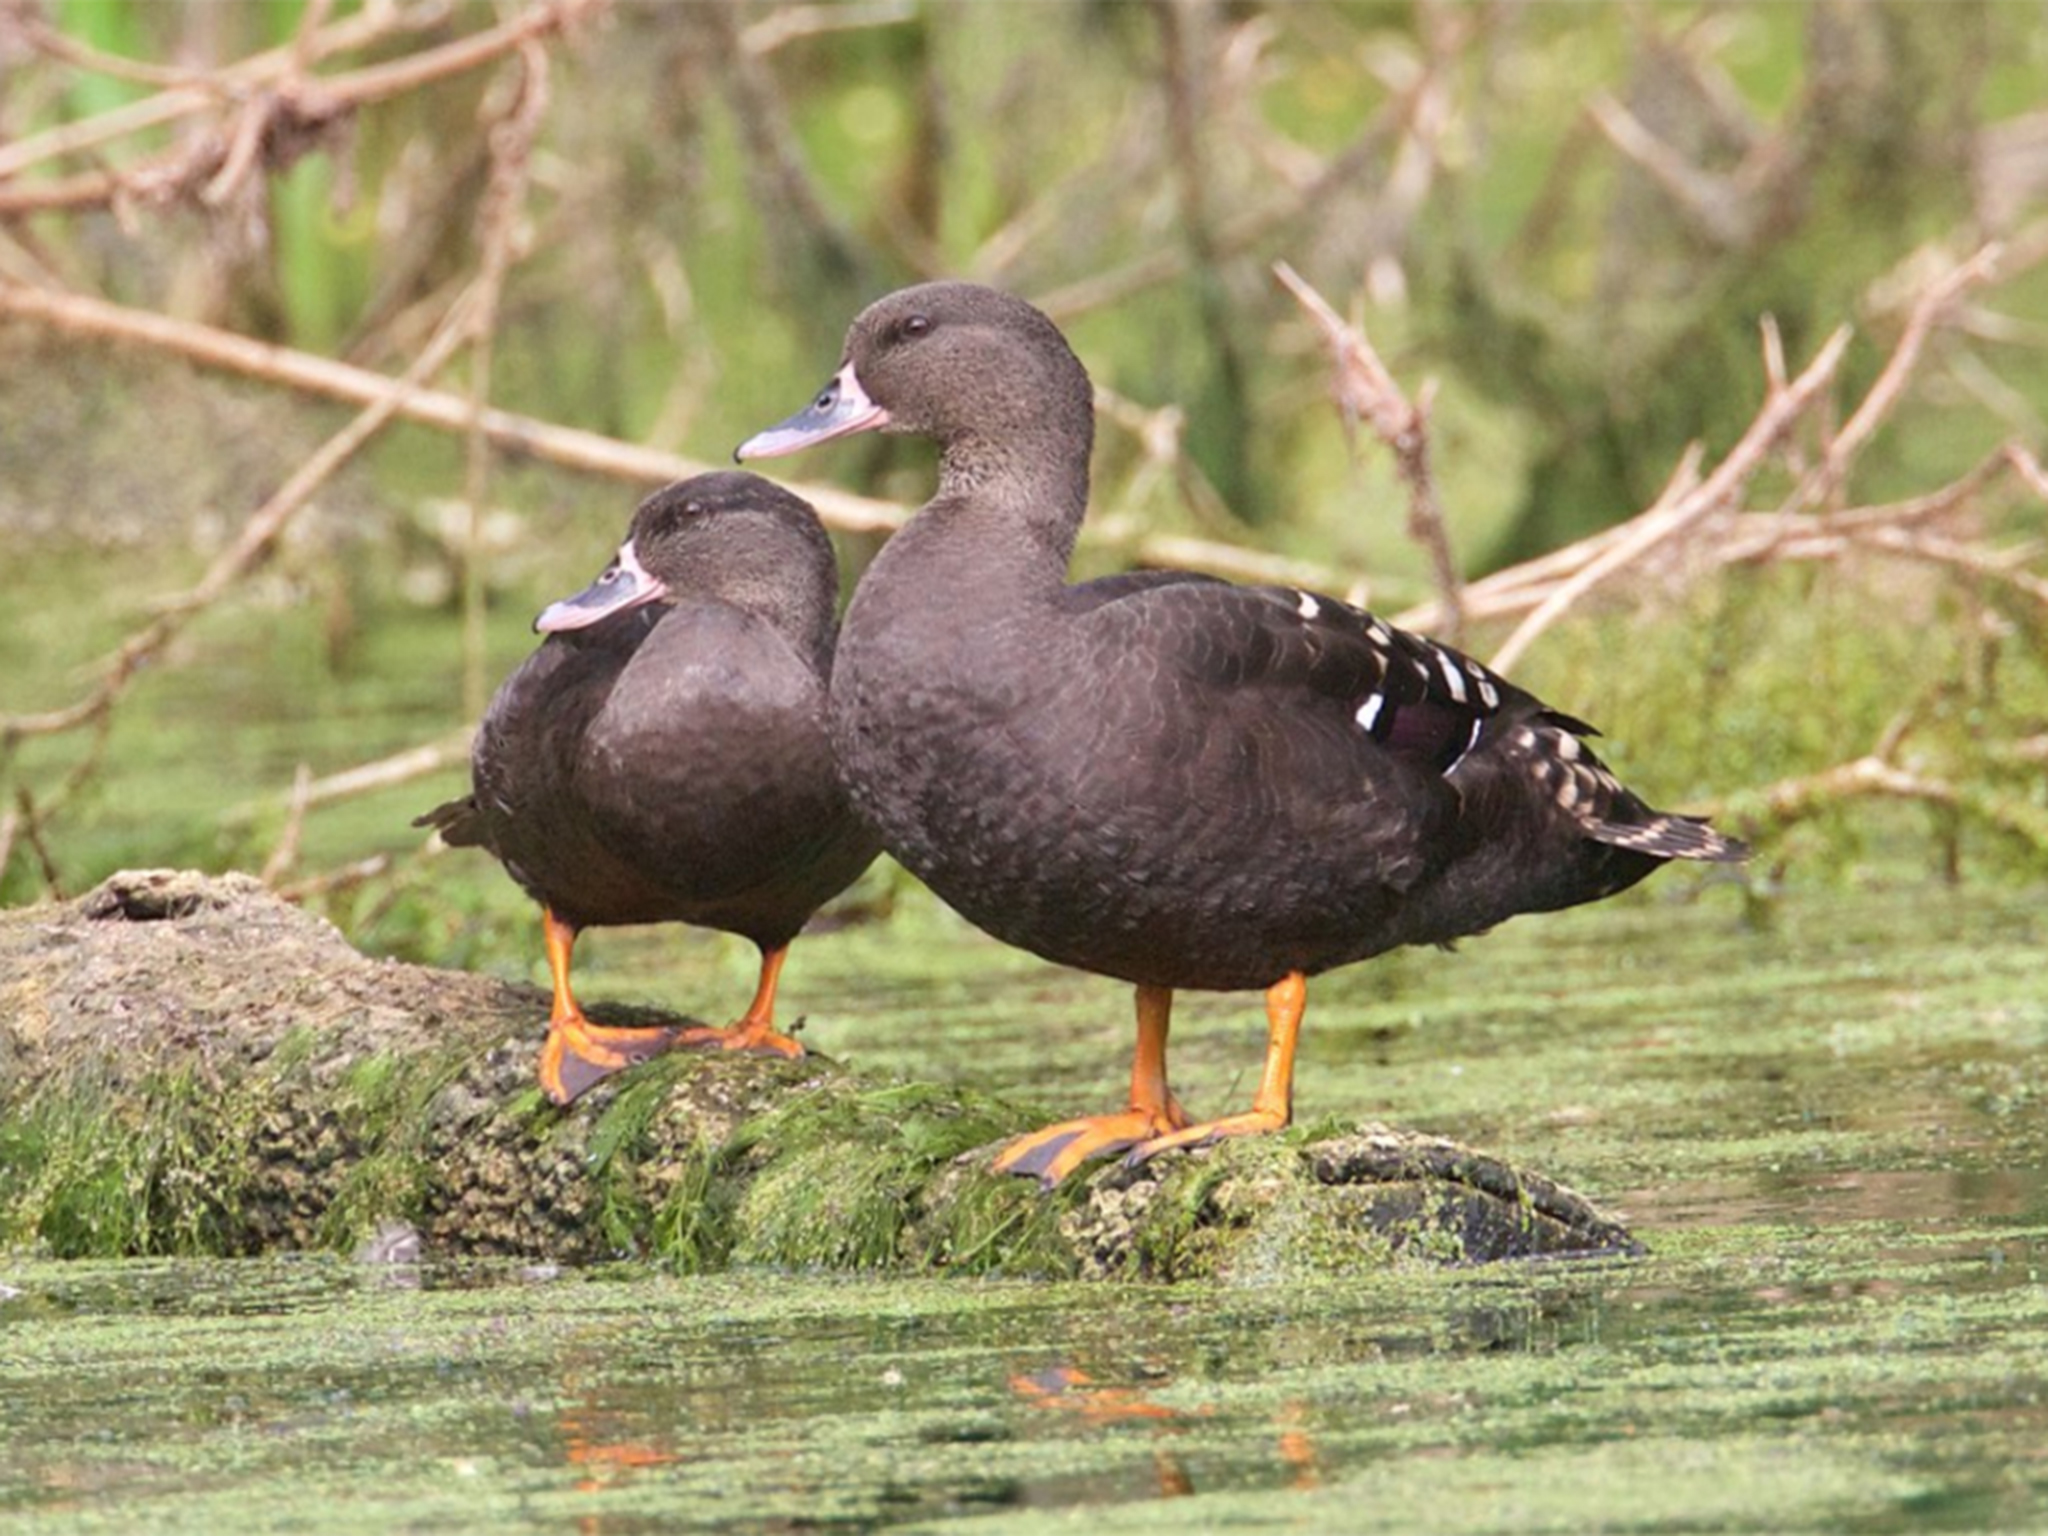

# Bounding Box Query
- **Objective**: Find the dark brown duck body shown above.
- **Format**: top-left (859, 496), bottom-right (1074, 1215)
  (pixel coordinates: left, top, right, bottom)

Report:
top-left (420, 472), bottom-right (879, 1103)
top-left (741, 283), bottom-right (1742, 1182)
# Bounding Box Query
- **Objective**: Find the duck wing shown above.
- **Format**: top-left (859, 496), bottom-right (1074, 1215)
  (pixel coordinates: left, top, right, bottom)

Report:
top-left (1089, 580), bottom-right (1743, 864)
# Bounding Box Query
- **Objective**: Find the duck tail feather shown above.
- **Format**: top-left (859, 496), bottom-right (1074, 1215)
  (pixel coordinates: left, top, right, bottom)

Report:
top-left (1586, 813), bottom-right (1748, 863)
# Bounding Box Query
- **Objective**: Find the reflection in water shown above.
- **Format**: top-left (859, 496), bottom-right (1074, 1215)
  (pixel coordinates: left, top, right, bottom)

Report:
top-left (1008, 1363), bottom-right (1330, 1501)
top-left (1275, 1401), bottom-right (1322, 1491)
top-left (557, 1403), bottom-right (678, 1494)
top-left (6, 1241), bottom-right (2048, 1531)
top-left (1010, 1363), bottom-right (1196, 1502)
top-left (1008, 1364), bottom-right (1181, 1423)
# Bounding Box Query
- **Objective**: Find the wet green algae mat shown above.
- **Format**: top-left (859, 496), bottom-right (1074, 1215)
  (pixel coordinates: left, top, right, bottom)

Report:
top-left (4, 1226), bottom-right (2046, 1532)
top-left (5, 877), bottom-right (2047, 1530)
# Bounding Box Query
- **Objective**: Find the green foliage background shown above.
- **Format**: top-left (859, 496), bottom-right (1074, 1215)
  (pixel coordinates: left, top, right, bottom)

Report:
top-left (3, 0), bottom-right (2046, 952)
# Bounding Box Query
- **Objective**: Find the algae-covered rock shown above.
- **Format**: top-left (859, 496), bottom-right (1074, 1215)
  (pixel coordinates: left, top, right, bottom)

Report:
top-left (0, 871), bottom-right (1639, 1276)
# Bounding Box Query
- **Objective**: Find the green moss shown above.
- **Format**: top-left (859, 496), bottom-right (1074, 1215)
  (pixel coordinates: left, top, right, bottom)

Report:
top-left (313, 1046), bottom-right (479, 1250)
top-left (913, 1168), bottom-right (1074, 1278)
top-left (648, 1135), bottom-right (737, 1272)
top-left (0, 1065), bottom-right (262, 1258)
top-left (714, 1081), bottom-right (1037, 1273)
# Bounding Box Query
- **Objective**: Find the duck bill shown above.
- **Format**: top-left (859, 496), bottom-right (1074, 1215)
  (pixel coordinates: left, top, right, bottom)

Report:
top-left (735, 364), bottom-right (889, 460)
top-left (534, 539), bottom-right (668, 633)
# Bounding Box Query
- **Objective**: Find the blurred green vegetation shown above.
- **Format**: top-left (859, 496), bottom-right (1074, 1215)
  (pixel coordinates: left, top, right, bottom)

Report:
top-left (2, 0), bottom-right (2045, 941)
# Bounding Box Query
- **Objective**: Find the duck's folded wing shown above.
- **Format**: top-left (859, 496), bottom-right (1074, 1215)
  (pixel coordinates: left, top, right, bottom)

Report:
top-left (1091, 581), bottom-right (1533, 777)
top-left (1088, 581), bottom-right (1744, 862)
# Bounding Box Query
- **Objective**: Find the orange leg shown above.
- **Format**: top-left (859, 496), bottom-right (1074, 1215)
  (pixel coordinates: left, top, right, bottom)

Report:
top-left (1126, 971), bottom-right (1306, 1165)
top-left (993, 984), bottom-right (1190, 1187)
top-left (674, 944), bottom-right (806, 1059)
top-left (534, 908), bottom-right (682, 1106)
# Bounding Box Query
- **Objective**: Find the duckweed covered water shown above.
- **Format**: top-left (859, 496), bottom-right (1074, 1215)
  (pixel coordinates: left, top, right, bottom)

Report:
top-left (5, 879), bottom-right (2047, 1530)
top-left (4, 1226), bottom-right (2045, 1532)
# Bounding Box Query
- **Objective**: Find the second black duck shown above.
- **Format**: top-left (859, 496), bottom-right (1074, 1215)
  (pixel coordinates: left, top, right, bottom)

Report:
top-left (418, 471), bottom-right (879, 1104)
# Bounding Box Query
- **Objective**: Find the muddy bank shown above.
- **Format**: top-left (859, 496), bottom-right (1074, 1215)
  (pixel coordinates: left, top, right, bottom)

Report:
top-left (0, 870), bottom-right (1636, 1277)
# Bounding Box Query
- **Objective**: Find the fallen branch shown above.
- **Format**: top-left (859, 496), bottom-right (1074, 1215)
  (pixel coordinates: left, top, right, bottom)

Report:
top-left (455, 35), bottom-right (550, 717)
top-left (0, 281), bottom-right (905, 535)
top-left (0, 280), bottom-right (1401, 594)
top-left (232, 731), bottom-right (475, 825)
top-left (261, 766), bottom-right (317, 887)
top-left (1788, 243), bottom-right (2006, 514)
top-left (7, 788), bottom-right (64, 899)
top-left (1712, 707), bottom-right (2048, 860)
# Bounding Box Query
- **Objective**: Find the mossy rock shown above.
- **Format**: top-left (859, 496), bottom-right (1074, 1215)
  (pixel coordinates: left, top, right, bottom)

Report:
top-left (0, 870), bottom-right (1638, 1277)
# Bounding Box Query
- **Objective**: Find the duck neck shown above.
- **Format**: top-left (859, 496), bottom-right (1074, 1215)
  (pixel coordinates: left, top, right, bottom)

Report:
top-left (690, 537), bottom-right (838, 672)
top-left (919, 414), bottom-right (1093, 594)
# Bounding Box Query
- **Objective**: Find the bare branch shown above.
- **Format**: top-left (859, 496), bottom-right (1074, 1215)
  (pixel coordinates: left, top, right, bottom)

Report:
top-left (0, 282), bottom-right (1404, 595)
top-left (2005, 443), bottom-right (2048, 503)
top-left (1719, 740), bottom-right (2048, 859)
top-left (234, 732), bottom-right (474, 827)
top-left (2, 281), bottom-right (479, 743)
top-left (739, 2), bottom-right (917, 58)
top-left (1486, 322), bottom-right (1852, 672)
top-left (1588, 91), bottom-right (1751, 247)
top-left (10, 788), bottom-right (65, 900)
top-left (276, 855), bottom-right (393, 905)
top-left (1274, 261), bottom-right (1464, 641)
top-left (0, 0), bottom-right (593, 218)
top-left (0, 0), bottom-right (452, 183)
top-left (1034, 43), bottom-right (1445, 324)
top-left (1789, 243), bottom-right (2006, 513)
top-left (20, 13), bottom-right (218, 88)
top-left (458, 36), bottom-right (551, 717)
top-left (1857, 527), bottom-right (2048, 613)
top-left (0, 281), bottom-right (904, 533)
top-left (261, 765), bottom-right (316, 887)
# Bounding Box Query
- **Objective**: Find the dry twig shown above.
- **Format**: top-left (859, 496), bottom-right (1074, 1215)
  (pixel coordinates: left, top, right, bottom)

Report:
top-left (1482, 322), bottom-right (1852, 673)
top-left (0, 2), bottom-right (445, 183)
top-left (456, 37), bottom-right (550, 717)
top-left (1787, 244), bottom-right (2006, 514)
top-left (8, 788), bottom-right (65, 899)
top-left (261, 765), bottom-right (317, 887)
top-left (1719, 738), bottom-right (2048, 860)
top-left (0, 0), bottom-right (594, 217)
top-left (0, 282), bottom-right (906, 537)
top-left (1274, 260), bottom-right (1464, 641)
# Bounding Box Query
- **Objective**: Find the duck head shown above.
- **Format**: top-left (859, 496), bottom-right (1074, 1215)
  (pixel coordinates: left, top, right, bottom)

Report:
top-left (736, 282), bottom-right (1093, 465)
top-left (536, 471), bottom-right (835, 648)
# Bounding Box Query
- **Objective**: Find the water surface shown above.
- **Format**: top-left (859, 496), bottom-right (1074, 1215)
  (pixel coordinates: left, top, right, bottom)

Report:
top-left (5, 879), bottom-right (2045, 1532)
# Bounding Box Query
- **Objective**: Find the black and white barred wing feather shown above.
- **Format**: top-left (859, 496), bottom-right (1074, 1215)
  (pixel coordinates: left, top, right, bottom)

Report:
top-left (1124, 581), bottom-right (1745, 864)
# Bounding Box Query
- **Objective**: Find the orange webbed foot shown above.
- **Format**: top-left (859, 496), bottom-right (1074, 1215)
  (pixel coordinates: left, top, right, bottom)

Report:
top-left (993, 1098), bottom-right (1189, 1189)
top-left (538, 1015), bottom-right (683, 1106)
top-left (671, 944), bottom-right (806, 1060)
top-left (1124, 1105), bottom-right (1290, 1169)
top-left (673, 1015), bottom-right (806, 1059)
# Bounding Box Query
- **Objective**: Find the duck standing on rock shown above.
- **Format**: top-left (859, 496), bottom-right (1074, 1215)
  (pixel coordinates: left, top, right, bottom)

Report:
top-left (738, 282), bottom-right (1745, 1186)
top-left (417, 472), bottom-right (880, 1105)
